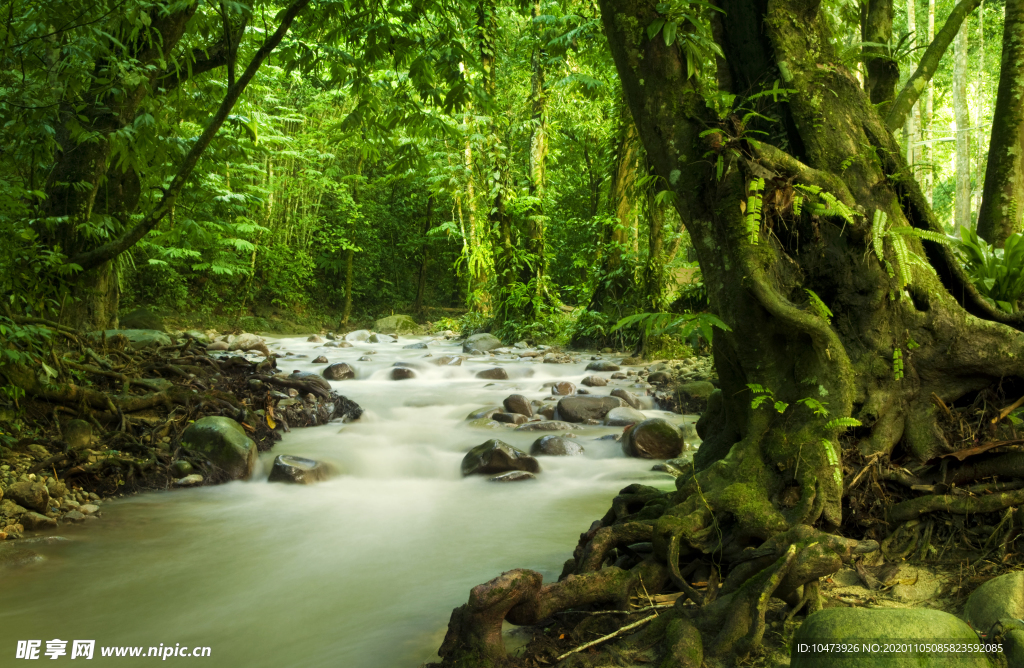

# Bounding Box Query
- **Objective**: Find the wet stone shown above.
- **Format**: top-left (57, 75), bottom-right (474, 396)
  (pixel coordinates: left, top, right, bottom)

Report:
top-left (503, 394), bottom-right (533, 417)
top-left (268, 455), bottom-right (332, 484)
top-left (488, 471), bottom-right (536, 483)
top-left (492, 412), bottom-right (528, 425)
top-left (530, 436), bottom-right (584, 456)
top-left (461, 440), bottom-right (540, 476)
top-left (476, 367), bottom-right (509, 380)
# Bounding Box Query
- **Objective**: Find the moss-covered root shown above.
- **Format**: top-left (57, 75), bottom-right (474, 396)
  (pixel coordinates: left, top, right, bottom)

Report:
top-left (438, 569), bottom-right (543, 666)
top-left (659, 617), bottom-right (703, 668)
top-left (439, 561), bottom-right (670, 666)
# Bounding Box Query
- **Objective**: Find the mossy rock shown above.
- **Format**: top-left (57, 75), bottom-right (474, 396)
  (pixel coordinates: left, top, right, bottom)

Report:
top-left (791, 608), bottom-right (993, 667)
top-left (92, 329), bottom-right (172, 350)
top-left (181, 416), bottom-right (257, 480)
top-left (623, 418), bottom-right (685, 459)
top-left (375, 314), bottom-right (420, 335)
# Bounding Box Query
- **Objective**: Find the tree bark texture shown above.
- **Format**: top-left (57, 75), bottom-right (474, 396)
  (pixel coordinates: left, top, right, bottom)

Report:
top-left (954, 19), bottom-right (972, 230)
top-left (977, 0), bottom-right (1024, 245)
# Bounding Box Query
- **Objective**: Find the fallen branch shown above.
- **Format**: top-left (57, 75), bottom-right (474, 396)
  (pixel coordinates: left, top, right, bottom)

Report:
top-left (555, 613), bottom-right (660, 661)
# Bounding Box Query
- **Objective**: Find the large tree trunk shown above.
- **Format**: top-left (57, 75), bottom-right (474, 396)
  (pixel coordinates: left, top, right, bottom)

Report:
top-left (977, 0), bottom-right (1024, 246)
top-left (434, 0), bottom-right (1024, 663)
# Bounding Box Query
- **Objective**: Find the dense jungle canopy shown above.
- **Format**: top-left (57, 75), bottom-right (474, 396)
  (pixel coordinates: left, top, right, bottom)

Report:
top-left (7, 0), bottom-right (1024, 664)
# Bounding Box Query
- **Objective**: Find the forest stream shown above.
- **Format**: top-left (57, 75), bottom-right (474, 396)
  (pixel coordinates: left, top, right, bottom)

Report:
top-left (0, 335), bottom-right (693, 667)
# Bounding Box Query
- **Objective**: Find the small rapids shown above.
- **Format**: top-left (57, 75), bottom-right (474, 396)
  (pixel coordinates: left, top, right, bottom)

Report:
top-left (0, 336), bottom-right (694, 667)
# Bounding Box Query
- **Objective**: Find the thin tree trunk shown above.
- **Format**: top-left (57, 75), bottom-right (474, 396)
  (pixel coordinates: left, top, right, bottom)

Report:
top-left (926, 0), bottom-right (936, 206)
top-left (977, 0), bottom-right (1024, 245)
top-left (862, 0), bottom-right (898, 109)
top-left (525, 0), bottom-right (549, 315)
top-left (343, 152), bottom-right (365, 327)
top-left (954, 20), bottom-right (972, 230)
top-left (414, 196), bottom-right (434, 313)
top-left (904, 0), bottom-right (919, 169)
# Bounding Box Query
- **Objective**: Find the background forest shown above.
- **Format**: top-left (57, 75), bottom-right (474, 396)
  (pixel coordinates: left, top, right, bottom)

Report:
top-left (0, 0), bottom-right (1012, 344)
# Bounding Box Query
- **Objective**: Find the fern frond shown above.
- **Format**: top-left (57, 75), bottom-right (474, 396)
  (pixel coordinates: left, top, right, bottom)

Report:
top-left (872, 209), bottom-right (887, 263)
top-left (891, 233), bottom-right (912, 289)
top-left (825, 417), bottom-right (862, 430)
top-left (804, 289), bottom-right (833, 324)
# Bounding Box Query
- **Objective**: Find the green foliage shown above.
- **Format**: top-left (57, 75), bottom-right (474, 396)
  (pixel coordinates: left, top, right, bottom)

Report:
top-left (0, 317), bottom-right (54, 406)
top-left (613, 311), bottom-right (732, 348)
top-left (744, 178), bottom-right (765, 244)
top-left (804, 289), bottom-right (833, 324)
top-left (793, 184), bottom-right (857, 226)
top-left (957, 227), bottom-right (1024, 313)
top-left (893, 348), bottom-right (904, 380)
top-left (645, 1), bottom-right (724, 79)
top-left (870, 209), bottom-right (953, 300)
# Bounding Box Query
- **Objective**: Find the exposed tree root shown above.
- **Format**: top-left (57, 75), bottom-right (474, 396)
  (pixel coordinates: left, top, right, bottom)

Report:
top-left (0, 323), bottom-right (361, 498)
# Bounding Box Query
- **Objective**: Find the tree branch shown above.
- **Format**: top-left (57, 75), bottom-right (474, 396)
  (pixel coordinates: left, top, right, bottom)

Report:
top-left (69, 0), bottom-right (311, 272)
top-left (885, 0), bottom-right (982, 131)
top-left (156, 44), bottom-right (230, 91)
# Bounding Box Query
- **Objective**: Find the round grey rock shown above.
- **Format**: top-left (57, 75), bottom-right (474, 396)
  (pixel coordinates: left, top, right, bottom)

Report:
top-left (530, 436), bottom-right (584, 456)
top-left (461, 440), bottom-right (541, 476)
top-left (623, 418), bottom-right (685, 459)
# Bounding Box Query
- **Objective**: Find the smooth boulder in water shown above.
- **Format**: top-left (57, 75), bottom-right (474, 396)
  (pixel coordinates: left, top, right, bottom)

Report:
top-left (312, 355), bottom-right (328, 364)
top-left (551, 381), bottom-right (576, 396)
top-left (267, 455), bottom-right (332, 484)
top-left (623, 418), bottom-right (685, 459)
top-left (791, 608), bottom-right (991, 667)
top-left (345, 329), bottom-right (371, 342)
top-left (586, 360), bottom-right (620, 372)
top-left (503, 394), bottom-right (533, 417)
top-left (492, 412), bottom-right (527, 425)
top-left (581, 375), bottom-right (607, 387)
top-left (466, 406), bottom-right (503, 420)
top-left (433, 355), bottom-right (463, 366)
top-left (556, 395), bottom-right (623, 423)
top-left (369, 333), bottom-right (395, 344)
top-left (515, 420), bottom-right (573, 432)
top-left (463, 333), bottom-right (502, 354)
top-left (530, 436), bottom-right (584, 456)
top-left (181, 416), bottom-right (258, 479)
top-left (604, 406), bottom-right (646, 426)
top-left (323, 363), bottom-right (355, 380)
top-left (403, 342), bottom-right (428, 349)
top-left (461, 440), bottom-right (541, 476)
top-left (610, 388), bottom-right (641, 409)
top-left (476, 367), bottom-right (508, 380)
top-left (391, 367), bottom-right (416, 380)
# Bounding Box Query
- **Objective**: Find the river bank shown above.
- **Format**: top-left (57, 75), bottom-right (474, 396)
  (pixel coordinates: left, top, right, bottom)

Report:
top-left (0, 326), bottom-right (716, 666)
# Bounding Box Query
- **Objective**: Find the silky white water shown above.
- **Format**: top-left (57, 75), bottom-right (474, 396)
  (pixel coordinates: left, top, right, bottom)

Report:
top-left (0, 336), bottom-right (691, 667)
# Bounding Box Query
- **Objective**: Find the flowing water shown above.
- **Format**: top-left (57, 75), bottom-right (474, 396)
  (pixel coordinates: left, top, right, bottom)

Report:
top-left (1, 336), bottom-right (694, 667)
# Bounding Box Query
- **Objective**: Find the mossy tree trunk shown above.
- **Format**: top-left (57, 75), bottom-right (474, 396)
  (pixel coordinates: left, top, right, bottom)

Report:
top-left (435, 0), bottom-right (1024, 663)
top-left (977, 0), bottom-right (1024, 246)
